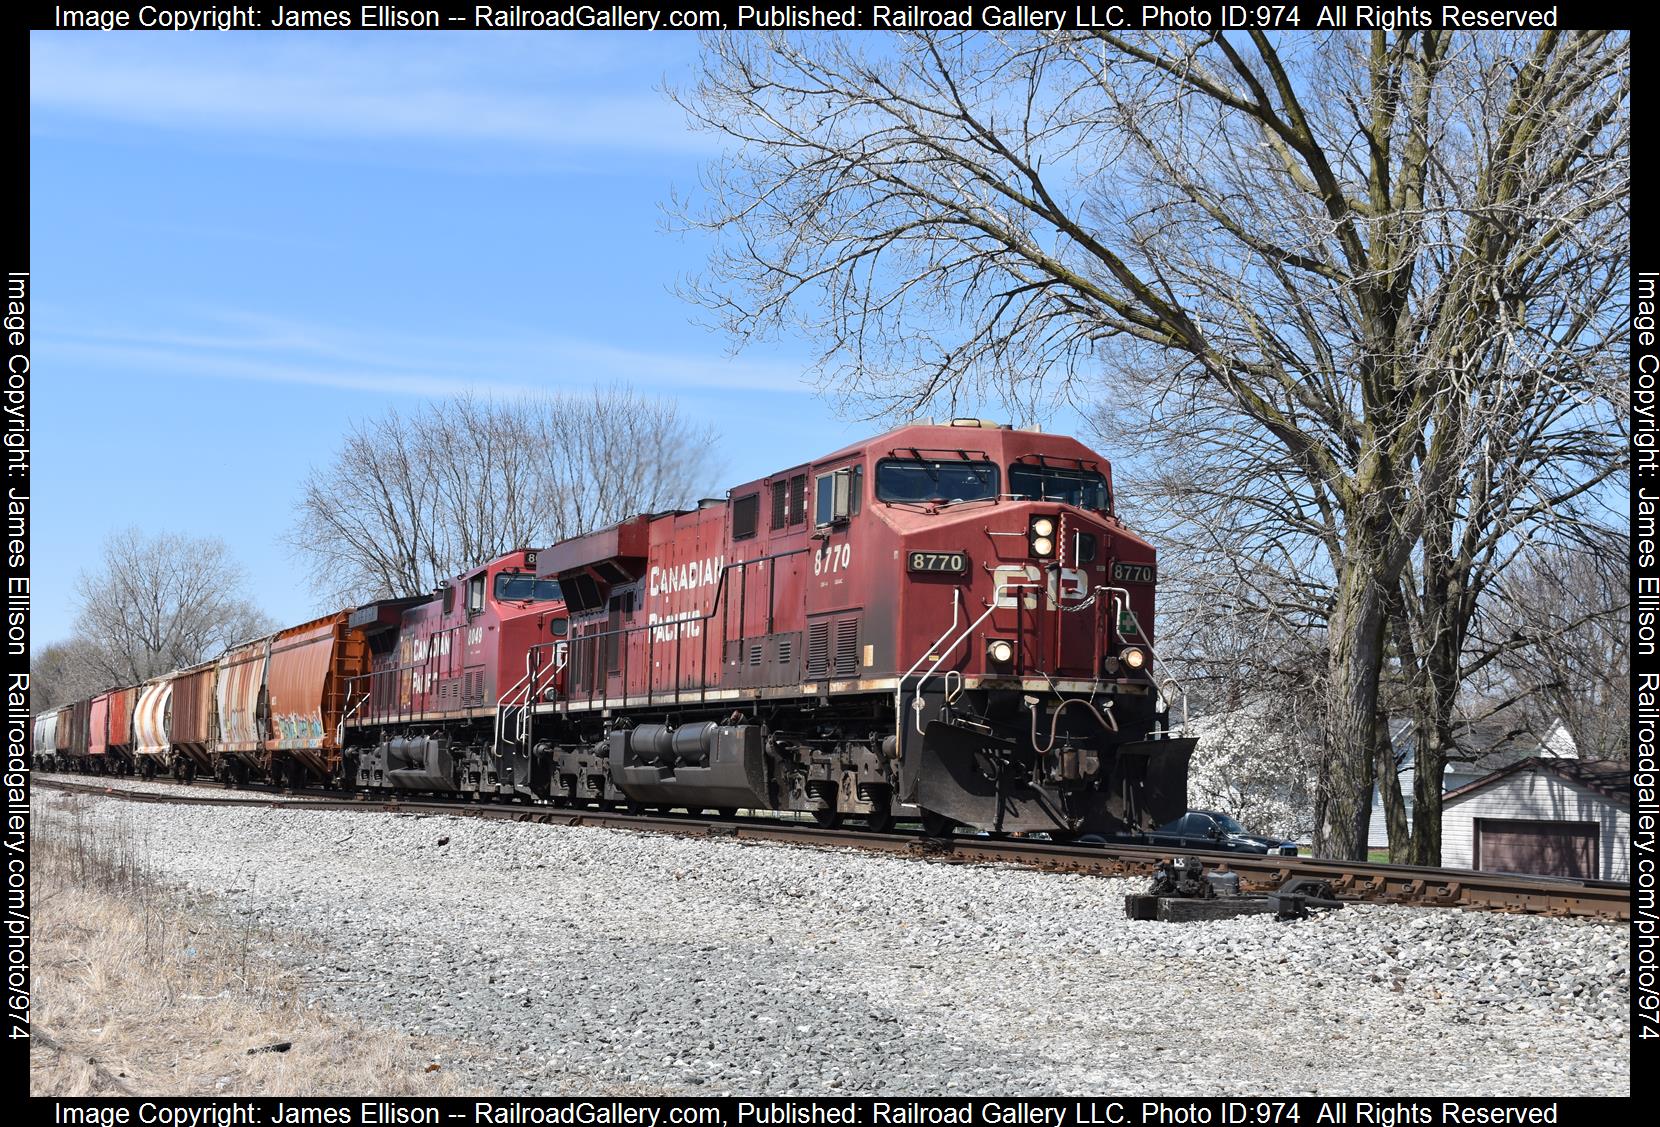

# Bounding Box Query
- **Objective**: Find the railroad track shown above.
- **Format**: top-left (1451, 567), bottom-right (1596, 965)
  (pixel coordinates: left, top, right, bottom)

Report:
top-left (35, 775), bottom-right (1631, 921)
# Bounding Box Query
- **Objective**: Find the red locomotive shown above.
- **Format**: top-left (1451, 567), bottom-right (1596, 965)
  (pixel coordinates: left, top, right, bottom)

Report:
top-left (35, 421), bottom-right (1192, 838)
top-left (514, 419), bottom-right (1192, 836)
top-left (341, 547), bottom-right (564, 798)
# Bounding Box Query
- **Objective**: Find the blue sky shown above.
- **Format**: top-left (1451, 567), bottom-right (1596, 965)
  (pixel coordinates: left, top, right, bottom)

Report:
top-left (29, 31), bottom-right (891, 644)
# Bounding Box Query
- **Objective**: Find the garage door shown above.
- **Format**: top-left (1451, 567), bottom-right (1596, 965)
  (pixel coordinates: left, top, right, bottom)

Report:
top-left (1475, 819), bottom-right (1598, 879)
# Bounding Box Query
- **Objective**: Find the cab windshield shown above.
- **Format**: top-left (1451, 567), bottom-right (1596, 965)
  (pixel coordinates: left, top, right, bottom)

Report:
top-left (875, 458), bottom-right (1000, 505)
top-left (1008, 464), bottom-right (1110, 511)
top-left (493, 574), bottom-right (562, 603)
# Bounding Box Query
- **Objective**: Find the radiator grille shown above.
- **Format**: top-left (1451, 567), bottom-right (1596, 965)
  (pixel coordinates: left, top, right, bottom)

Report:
top-left (834, 619), bottom-right (859, 677)
top-left (806, 620), bottom-right (831, 678)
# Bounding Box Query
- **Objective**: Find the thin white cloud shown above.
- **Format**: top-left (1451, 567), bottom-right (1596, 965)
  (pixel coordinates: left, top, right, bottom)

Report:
top-left (30, 33), bottom-right (711, 155)
top-left (46, 309), bottom-right (814, 398)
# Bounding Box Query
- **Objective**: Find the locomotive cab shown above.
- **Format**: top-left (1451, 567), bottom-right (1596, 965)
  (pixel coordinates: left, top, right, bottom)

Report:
top-left (856, 423), bottom-right (1191, 836)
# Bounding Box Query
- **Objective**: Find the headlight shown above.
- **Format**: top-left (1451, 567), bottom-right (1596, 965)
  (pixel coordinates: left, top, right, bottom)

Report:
top-left (1121, 647), bottom-right (1146, 669)
top-left (987, 639), bottom-right (1014, 664)
top-left (1027, 514), bottom-right (1058, 558)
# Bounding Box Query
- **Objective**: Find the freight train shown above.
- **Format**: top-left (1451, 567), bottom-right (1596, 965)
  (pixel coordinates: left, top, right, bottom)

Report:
top-left (32, 421), bottom-right (1194, 837)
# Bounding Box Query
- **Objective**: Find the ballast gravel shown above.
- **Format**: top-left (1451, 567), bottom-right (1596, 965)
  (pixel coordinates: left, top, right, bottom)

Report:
top-left (36, 794), bottom-right (1629, 1097)
top-left (39, 775), bottom-right (329, 801)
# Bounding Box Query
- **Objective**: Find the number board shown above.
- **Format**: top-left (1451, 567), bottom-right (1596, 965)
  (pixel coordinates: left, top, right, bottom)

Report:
top-left (1111, 561), bottom-right (1156, 585)
top-left (907, 550), bottom-right (968, 574)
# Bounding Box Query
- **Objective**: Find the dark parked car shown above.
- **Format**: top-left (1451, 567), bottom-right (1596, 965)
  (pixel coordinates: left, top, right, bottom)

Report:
top-left (1085, 810), bottom-right (1299, 855)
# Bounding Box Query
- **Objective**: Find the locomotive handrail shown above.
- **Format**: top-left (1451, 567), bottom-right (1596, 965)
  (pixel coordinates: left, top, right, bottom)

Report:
top-left (516, 644), bottom-right (565, 748)
top-left (1103, 587), bottom-right (1188, 733)
top-left (493, 658), bottom-right (536, 752)
top-left (336, 689), bottom-right (370, 743)
top-left (909, 578), bottom-right (1042, 734)
top-left (897, 588), bottom-right (962, 698)
top-left (341, 623), bottom-right (465, 730)
top-left (524, 547), bottom-right (813, 710)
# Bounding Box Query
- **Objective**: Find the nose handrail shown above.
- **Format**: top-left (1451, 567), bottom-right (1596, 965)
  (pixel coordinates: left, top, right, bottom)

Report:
top-left (515, 644), bottom-right (568, 748)
top-left (494, 659), bottom-right (536, 753)
top-left (335, 687), bottom-right (370, 744)
top-left (908, 579), bottom-right (1042, 734)
top-left (1103, 587), bottom-right (1187, 733)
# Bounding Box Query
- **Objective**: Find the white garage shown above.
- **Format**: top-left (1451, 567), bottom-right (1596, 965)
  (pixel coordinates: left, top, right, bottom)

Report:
top-left (1441, 757), bottom-right (1630, 882)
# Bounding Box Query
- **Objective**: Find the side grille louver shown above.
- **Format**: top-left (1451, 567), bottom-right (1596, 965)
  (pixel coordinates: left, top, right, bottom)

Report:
top-left (807, 617), bottom-right (860, 679)
top-left (806, 620), bottom-right (831, 678)
top-left (834, 619), bottom-right (859, 677)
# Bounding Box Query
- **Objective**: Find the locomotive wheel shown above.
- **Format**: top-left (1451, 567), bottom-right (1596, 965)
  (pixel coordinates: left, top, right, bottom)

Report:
top-left (716, 808), bottom-right (738, 819)
top-left (865, 809), bottom-right (895, 834)
top-left (812, 809), bottom-right (842, 829)
top-left (920, 810), bottom-right (955, 838)
top-left (624, 801), bottom-right (646, 815)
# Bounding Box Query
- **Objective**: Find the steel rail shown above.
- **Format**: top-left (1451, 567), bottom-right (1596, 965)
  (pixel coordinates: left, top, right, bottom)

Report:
top-left (34, 776), bottom-right (1630, 921)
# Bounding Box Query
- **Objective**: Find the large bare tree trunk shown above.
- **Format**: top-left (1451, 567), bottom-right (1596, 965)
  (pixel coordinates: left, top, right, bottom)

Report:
top-left (1374, 709), bottom-right (1411, 863)
top-left (1316, 534), bottom-right (1392, 859)
top-left (1408, 727), bottom-right (1448, 867)
top-left (1407, 552), bottom-right (1463, 866)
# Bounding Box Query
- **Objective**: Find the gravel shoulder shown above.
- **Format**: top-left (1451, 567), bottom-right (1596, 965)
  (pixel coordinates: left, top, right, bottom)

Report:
top-left (33, 792), bottom-right (1630, 1097)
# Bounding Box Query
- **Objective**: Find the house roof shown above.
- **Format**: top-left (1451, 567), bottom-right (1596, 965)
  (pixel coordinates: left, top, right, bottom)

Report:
top-left (1442, 756), bottom-right (1630, 808)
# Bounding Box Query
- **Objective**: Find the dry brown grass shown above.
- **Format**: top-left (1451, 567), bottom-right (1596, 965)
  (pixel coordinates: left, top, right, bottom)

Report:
top-left (31, 796), bottom-right (474, 1096)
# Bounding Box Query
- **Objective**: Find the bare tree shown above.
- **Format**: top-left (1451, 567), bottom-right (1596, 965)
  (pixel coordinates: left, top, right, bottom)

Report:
top-left (29, 637), bottom-right (111, 710)
top-left (290, 386), bottom-right (721, 604)
top-left (1485, 543), bottom-right (1630, 764)
top-left (531, 386), bottom-right (726, 541)
top-left (673, 30), bottom-right (1629, 858)
top-left (68, 528), bottom-right (275, 690)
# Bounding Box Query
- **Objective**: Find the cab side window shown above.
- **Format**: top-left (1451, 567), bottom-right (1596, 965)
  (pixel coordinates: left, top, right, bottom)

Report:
top-left (467, 573), bottom-right (486, 616)
top-left (815, 465), bottom-right (861, 526)
top-left (733, 492), bottom-right (760, 540)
